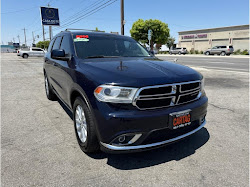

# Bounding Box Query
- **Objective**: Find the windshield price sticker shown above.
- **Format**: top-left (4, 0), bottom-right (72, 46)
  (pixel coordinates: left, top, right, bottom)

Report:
top-left (74, 35), bottom-right (89, 42)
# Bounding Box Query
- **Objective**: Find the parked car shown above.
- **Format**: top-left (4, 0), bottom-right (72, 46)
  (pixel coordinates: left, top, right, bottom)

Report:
top-left (44, 30), bottom-right (208, 153)
top-left (169, 47), bottom-right (187, 55)
top-left (204, 45), bottom-right (234, 56)
top-left (19, 47), bottom-right (45, 58)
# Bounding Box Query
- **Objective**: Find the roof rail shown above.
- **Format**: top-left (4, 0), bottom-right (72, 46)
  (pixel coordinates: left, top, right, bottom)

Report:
top-left (65, 28), bottom-right (105, 32)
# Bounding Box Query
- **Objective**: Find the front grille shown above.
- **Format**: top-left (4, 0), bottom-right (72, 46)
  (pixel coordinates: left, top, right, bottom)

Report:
top-left (178, 91), bottom-right (200, 104)
top-left (139, 86), bottom-right (172, 96)
top-left (142, 120), bottom-right (200, 145)
top-left (180, 82), bottom-right (200, 92)
top-left (136, 97), bottom-right (173, 109)
top-left (133, 81), bottom-right (201, 110)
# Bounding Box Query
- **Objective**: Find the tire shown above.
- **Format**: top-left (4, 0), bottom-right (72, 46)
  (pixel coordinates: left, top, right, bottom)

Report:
top-left (23, 54), bottom-right (28, 58)
top-left (205, 52), bottom-right (210, 55)
top-left (44, 73), bottom-right (57, 100)
top-left (220, 51), bottom-right (226, 56)
top-left (178, 52), bottom-right (181, 55)
top-left (73, 97), bottom-right (99, 153)
top-left (169, 52), bottom-right (172, 55)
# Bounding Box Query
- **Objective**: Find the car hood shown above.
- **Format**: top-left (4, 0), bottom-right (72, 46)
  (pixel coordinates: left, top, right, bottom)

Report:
top-left (78, 57), bottom-right (202, 88)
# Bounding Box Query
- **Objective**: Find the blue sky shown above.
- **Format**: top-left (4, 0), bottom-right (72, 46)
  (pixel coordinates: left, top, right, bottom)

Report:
top-left (1, 0), bottom-right (249, 45)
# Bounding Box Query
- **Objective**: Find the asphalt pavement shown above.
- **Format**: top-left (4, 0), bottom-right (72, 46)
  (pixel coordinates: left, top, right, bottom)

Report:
top-left (156, 54), bottom-right (249, 72)
top-left (1, 53), bottom-right (249, 187)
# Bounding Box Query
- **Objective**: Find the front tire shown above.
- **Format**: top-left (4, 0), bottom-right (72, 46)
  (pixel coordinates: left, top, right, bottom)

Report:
top-left (73, 97), bottom-right (99, 153)
top-left (205, 51), bottom-right (210, 55)
top-left (220, 51), bottom-right (226, 56)
top-left (178, 52), bottom-right (181, 55)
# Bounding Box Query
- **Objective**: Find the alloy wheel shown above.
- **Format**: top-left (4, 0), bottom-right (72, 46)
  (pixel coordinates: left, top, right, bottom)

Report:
top-left (75, 105), bottom-right (88, 143)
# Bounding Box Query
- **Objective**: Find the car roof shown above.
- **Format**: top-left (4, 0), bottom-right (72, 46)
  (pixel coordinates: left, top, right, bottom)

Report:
top-left (56, 30), bottom-right (132, 39)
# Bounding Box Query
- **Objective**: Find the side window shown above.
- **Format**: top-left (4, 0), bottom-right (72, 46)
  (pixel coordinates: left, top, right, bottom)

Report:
top-left (48, 38), bottom-right (55, 52)
top-left (52, 36), bottom-right (62, 50)
top-left (60, 35), bottom-right (71, 55)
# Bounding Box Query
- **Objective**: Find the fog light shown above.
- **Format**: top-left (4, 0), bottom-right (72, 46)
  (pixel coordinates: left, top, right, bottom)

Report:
top-left (201, 115), bottom-right (206, 123)
top-left (111, 134), bottom-right (142, 145)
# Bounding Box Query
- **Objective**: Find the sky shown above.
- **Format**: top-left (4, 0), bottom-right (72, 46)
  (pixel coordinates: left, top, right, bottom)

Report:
top-left (1, 0), bottom-right (249, 46)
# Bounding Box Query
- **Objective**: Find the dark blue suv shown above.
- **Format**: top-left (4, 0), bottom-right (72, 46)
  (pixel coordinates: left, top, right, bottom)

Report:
top-left (43, 30), bottom-right (208, 153)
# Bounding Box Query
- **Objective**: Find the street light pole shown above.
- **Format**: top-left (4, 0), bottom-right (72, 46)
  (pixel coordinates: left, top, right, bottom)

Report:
top-left (120, 0), bottom-right (124, 35)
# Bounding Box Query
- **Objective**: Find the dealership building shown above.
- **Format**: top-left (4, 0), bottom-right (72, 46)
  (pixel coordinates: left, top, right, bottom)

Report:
top-left (177, 25), bottom-right (249, 51)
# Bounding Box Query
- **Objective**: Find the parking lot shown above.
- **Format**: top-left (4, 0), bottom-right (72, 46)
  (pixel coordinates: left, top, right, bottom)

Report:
top-left (1, 53), bottom-right (249, 186)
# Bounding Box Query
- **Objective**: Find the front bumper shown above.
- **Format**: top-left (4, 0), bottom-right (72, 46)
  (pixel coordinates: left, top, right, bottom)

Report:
top-left (100, 120), bottom-right (206, 152)
top-left (92, 96), bottom-right (208, 152)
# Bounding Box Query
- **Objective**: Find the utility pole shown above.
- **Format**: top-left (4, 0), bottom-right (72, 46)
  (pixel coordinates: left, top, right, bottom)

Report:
top-left (17, 35), bottom-right (20, 44)
top-left (120, 0), bottom-right (124, 35)
top-left (22, 28), bottom-right (27, 47)
top-left (42, 26), bottom-right (45, 41)
top-left (32, 31), bottom-right (35, 45)
top-left (13, 38), bottom-right (15, 43)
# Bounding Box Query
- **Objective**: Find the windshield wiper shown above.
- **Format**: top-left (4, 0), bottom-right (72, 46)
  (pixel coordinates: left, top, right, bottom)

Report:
top-left (85, 55), bottom-right (120, 59)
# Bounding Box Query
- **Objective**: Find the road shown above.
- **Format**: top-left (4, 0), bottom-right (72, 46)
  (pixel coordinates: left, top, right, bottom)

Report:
top-left (1, 53), bottom-right (249, 187)
top-left (157, 54), bottom-right (249, 72)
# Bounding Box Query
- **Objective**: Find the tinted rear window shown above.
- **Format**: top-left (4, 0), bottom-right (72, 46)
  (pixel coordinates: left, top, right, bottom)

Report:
top-left (229, 46), bottom-right (233, 48)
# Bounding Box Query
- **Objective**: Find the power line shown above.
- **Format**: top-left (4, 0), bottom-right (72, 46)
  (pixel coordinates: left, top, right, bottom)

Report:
top-left (55, 0), bottom-right (118, 30)
top-left (60, 0), bottom-right (102, 24)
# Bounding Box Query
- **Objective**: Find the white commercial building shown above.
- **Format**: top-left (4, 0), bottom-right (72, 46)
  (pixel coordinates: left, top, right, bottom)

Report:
top-left (178, 25), bottom-right (249, 51)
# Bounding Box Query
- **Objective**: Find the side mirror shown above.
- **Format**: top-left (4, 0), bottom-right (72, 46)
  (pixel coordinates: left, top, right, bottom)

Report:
top-left (51, 49), bottom-right (70, 61)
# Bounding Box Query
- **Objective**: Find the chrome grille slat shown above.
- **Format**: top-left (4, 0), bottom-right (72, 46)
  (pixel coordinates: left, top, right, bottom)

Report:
top-left (133, 80), bottom-right (201, 110)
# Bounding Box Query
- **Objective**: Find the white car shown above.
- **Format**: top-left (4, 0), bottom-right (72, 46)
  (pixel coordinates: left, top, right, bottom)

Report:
top-left (19, 47), bottom-right (45, 58)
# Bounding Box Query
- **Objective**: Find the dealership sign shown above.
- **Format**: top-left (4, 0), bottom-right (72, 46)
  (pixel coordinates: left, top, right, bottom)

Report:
top-left (181, 34), bottom-right (207, 40)
top-left (40, 7), bottom-right (60, 26)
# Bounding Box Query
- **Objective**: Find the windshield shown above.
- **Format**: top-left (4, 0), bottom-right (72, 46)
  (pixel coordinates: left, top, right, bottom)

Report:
top-left (73, 34), bottom-right (150, 59)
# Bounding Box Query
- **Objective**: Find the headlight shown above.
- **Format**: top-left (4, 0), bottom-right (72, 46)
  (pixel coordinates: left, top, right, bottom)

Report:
top-left (201, 77), bottom-right (205, 94)
top-left (94, 85), bottom-right (138, 103)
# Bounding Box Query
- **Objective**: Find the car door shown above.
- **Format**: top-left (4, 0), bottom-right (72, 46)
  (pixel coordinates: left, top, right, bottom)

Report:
top-left (46, 36), bottom-right (63, 97)
top-left (210, 46), bottom-right (218, 54)
top-left (215, 46), bottom-right (222, 54)
top-left (32, 48), bottom-right (39, 56)
top-left (29, 48), bottom-right (35, 56)
top-left (51, 34), bottom-right (74, 103)
top-left (36, 48), bottom-right (44, 57)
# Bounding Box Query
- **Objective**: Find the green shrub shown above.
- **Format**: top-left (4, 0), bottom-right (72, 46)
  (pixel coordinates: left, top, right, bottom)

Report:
top-left (189, 49), bottom-right (195, 54)
top-left (195, 50), bottom-right (199, 54)
top-left (241, 49), bottom-right (249, 55)
top-left (233, 49), bottom-right (241, 55)
top-left (200, 51), bottom-right (203, 54)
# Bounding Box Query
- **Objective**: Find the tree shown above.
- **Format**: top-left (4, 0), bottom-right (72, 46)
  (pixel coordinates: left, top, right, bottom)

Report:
top-left (166, 36), bottom-right (175, 50)
top-left (130, 19), bottom-right (170, 50)
top-left (36, 41), bottom-right (50, 49)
